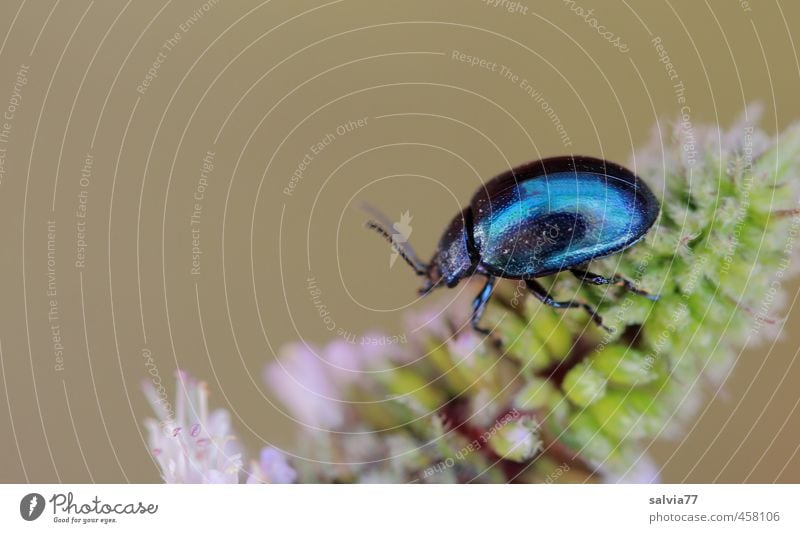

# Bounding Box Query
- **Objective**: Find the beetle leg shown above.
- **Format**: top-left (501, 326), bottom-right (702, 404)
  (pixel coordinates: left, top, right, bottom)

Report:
top-left (525, 279), bottom-right (612, 332)
top-left (570, 268), bottom-right (659, 301)
top-left (471, 276), bottom-right (496, 335)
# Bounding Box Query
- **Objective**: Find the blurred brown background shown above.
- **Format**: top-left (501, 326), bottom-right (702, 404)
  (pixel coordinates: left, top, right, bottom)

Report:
top-left (0, 0), bottom-right (799, 483)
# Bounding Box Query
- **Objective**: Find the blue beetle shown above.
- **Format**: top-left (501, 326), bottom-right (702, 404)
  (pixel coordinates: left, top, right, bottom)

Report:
top-left (366, 156), bottom-right (660, 334)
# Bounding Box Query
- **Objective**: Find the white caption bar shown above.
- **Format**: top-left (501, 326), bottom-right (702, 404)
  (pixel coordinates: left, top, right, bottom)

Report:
top-left (1, 484), bottom-right (798, 531)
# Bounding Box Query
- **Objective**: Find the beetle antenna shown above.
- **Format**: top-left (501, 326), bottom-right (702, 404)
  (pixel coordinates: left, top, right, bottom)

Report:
top-left (364, 219), bottom-right (428, 276)
top-left (361, 203), bottom-right (427, 272)
top-left (360, 202), bottom-right (405, 236)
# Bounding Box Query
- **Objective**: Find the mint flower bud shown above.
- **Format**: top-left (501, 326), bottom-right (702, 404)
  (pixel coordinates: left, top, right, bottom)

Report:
top-left (487, 416), bottom-right (543, 462)
top-left (563, 362), bottom-right (608, 407)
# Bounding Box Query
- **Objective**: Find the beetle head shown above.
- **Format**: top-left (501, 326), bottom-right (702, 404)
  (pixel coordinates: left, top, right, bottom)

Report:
top-left (364, 206), bottom-right (475, 295)
top-left (425, 209), bottom-right (476, 291)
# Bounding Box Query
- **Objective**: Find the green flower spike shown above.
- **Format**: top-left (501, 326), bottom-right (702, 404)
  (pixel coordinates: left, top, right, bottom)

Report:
top-left (266, 109), bottom-right (800, 483)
